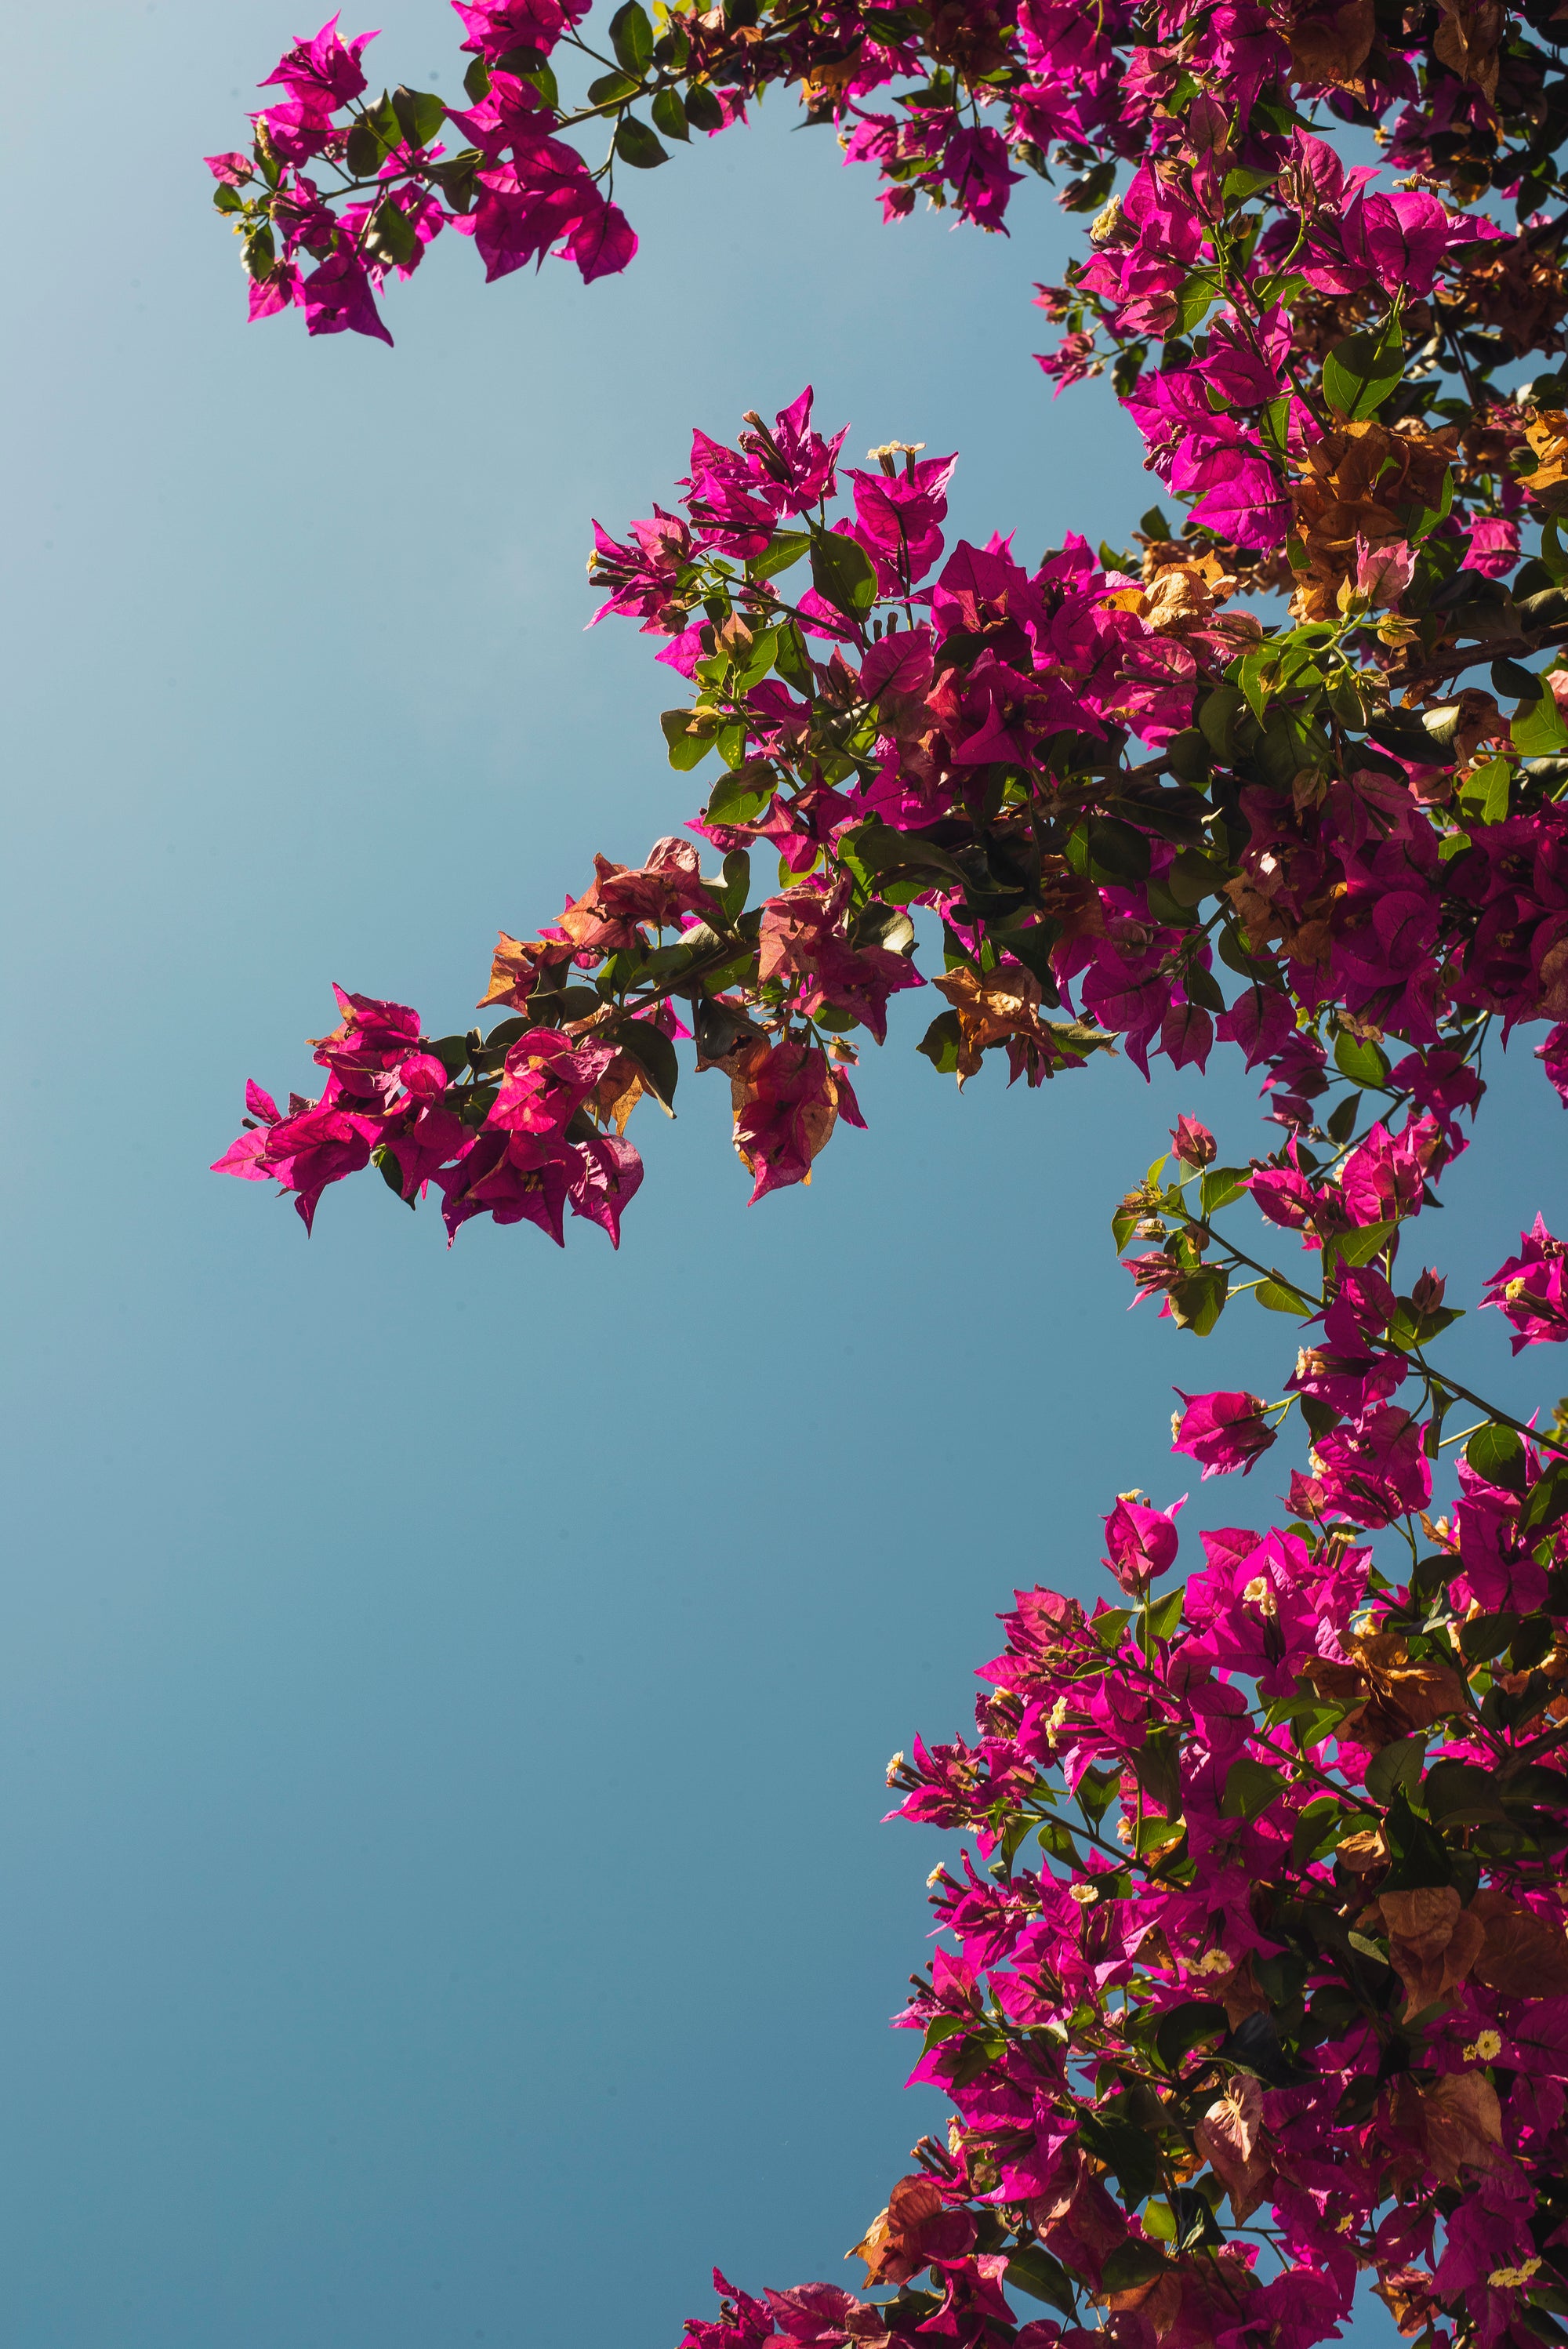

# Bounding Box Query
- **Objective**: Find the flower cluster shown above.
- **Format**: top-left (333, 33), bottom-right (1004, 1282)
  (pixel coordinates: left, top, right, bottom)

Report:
top-left (209, 5), bottom-right (1568, 2346)
top-left (674, 1106), bottom-right (1568, 2349)
top-left (216, 387), bottom-right (1567, 1246)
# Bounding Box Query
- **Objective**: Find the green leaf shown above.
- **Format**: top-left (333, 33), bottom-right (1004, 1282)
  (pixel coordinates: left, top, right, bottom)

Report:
top-left (810, 531), bottom-right (878, 617)
top-left (1366, 1734), bottom-right (1427, 1806)
top-left (947, 2026), bottom-right (1007, 2088)
top-left (740, 534), bottom-right (810, 591)
top-left (1076, 1766), bottom-right (1118, 1825)
top-left (650, 84), bottom-right (690, 140)
top-left (661, 708), bottom-right (717, 770)
top-left (1087, 817), bottom-right (1151, 884)
top-left (589, 68), bottom-right (643, 102)
top-left (1155, 2000), bottom-right (1228, 2072)
top-left (463, 55), bottom-right (492, 100)
top-left (1255, 1277), bottom-right (1314, 1315)
top-left (1112, 1202), bottom-right (1145, 1253)
top-left (1334, 1029), bottom-right (1391, 1087)
top-left (608, 1016), bottom-right (679, 1113)
top-left (513, 54), bottom-right (559, 105)
top-left (1182, 960), bottom-right (1226, 1013)
top-left (852, 822), bottom-right (967, 885)
top-left (1168, 1265), bottom-right (1229, 1335)
top-left (683, 80), bottom-right (725, 130)
top-left (426, 1034), bottom-right (471, 1083)
top-left (730, 628), bottom-right (779, 692)
top-left (715, 719), bottom-right (748, 769)
top-left (1136, 1811), bottom-right (1186, 1854)
top-left (1512, 673), bottom-right (1568, 757)
top-left (1494, 656), bottom-right (1540, 699)
top-left (1381, 1785), bottom-right (1453, 1893)
top-left (1078, 2113), bottom-right (1160, 2208)
top-left (922, 2011), bottom-right (969, 2049)
top-left (1257, 394), bottom-right (1293, 460)
top-left (1200, 1165), bottom-right (1248, 1217)
top-left (614, 114), bottom-right (668, 165)
top-left (1328, 1218), bottom-right (1397, 1269)
top-left (1094, 1607), bottom-right (1132, 1652)
top-left (1005, 2247), bottom-right (1076, 2317)
top-left (1523, 1458), bottom-right (1568, 1531)
top-left (1502, 1755), bottom-right (1566, 1803)
top-left (1422, 1759), bottom-right (1508, 1825)
top-left (917, 1010), bottom-right (961, 1075)
top-left (1131, 1730), bottom-right (1183, 1817)
top-left (1467, 1423), bottom-right (1524, 1485)
top-left (1173, 268), bottom-right (1222, 334)
top-left (391, 84), bottom-right (446, 147)
top-left (1298, 1393), bottom-right (1338, 1440)
top-left (717, 849), bottom-right (750, 922)
top-left (1290, 1795), bottom-right (1345, 1868)
top-left (1323, 321), bottom-right (1405, 421)
top-left (1221, 164), bottom-right (1276, 205)
top-left (344, 118), bottom-right (386, 176)
top-left (772, 621), bottom-right (812, 687)
top-left (1221, 1757), bottom-right (1287, 1821)
top-left (373, 1144), bottom-right (414, 1206)
top-left (1100, 2241), bottom-right (1167, 2294)
top-left (1145, 1588), bottom-right (1185, 1643)
top-left (855, 902), bottom-right (916, 956)
top-left (363, 89), bottom-right (403, 148)
top-left (1037, 1815), bottom-right (1083, 1862)
top-left (706, 766), bottom-right (772, 826)
top-left (1198, 686), bottom-right (1243, 757)
top-left (1457, 753), bottom-right (1511, 826)
top-left (364, 198), bottom-right (419, 269)
top-left (1236, 648), bottom-right (1277, 727)
top-left (609, 0), bottom-right (655, 72)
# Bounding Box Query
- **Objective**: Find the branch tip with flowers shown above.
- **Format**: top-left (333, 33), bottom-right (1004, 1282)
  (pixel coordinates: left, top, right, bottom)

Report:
top-left (209, 3), bottom-right (1568, 2344)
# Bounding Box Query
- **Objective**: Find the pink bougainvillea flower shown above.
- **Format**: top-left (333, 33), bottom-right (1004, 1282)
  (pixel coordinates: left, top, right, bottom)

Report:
top-left (1310, 1403), bottom-right (1431, 1527)
top-left (259, 14), bottom-right (376, 110)
top-left (737, 388), bottom-right (848, 514)
top-left (299, 247), bottom-right (393, 343)
top-left (844, 455), bottom-right (957, 595)
top-left (1171, 1114), bottom-right (1217, 1169)
top-left (1101, 1492), bottom-right (1185, 1590)
top-left (1189, 455), bottom-right (1292, 550)
top-left (728, 1038), bottom-right (864, 1203)
top-left (1354, 534), bottom-right (1414, 609)
top-left (1463, 515), bottom-right (1521, 579)
top-left (1171, 1389), bottom-right (1277, 1477)
top-left (489, 1028), bottom-right (619, 1136)
top-left (756, 883), bottom-right (924, 1044)
top-left (942, 125), bottom-right (1020, 231)
top-left (1538, 1023), bottom-right (1568, 1106)
top-left (1483, 1214), bottom-right (1568, 1350)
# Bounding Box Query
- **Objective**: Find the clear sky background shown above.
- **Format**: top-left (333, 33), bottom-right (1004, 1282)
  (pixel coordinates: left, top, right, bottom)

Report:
top-left (2, 5), bottom-right (1565, 2344)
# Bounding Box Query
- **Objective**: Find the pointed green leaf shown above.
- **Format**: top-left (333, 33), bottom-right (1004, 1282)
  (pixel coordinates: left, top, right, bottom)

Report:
top-left (609, 0), bottom-right (655, 72)
top-left (614, 114), bottom-right (668, 166)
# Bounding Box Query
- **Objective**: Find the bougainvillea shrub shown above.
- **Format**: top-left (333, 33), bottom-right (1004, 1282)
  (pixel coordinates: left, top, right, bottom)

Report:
top-left (210, 6), bottom-right (1568, 2347)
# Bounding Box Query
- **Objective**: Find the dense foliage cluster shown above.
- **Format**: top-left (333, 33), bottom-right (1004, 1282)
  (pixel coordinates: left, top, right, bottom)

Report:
top-left (211, 5), bottom-right (1568, 2347)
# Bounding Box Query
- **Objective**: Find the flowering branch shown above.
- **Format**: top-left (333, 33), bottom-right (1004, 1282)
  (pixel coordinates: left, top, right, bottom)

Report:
top-left (205, 5), bottom-right (1568, 2346)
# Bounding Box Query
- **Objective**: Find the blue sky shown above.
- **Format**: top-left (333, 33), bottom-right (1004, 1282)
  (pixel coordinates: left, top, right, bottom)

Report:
top-left (2, 5), bottom-right (1566, 2343)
